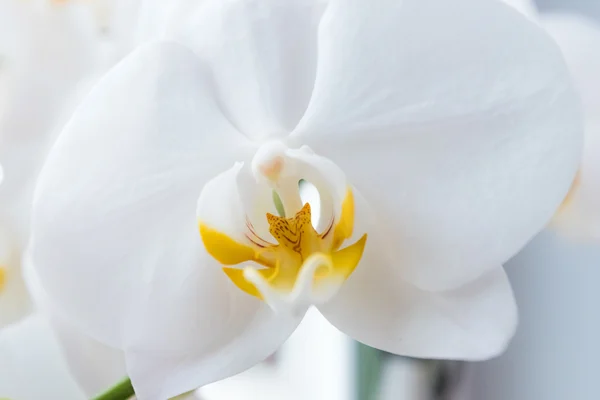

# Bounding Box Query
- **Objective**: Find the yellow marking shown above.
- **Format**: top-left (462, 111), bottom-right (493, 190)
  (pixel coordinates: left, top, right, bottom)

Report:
top-left (558, 170), bottom-right (581, 211)
top-left (199, 188), bottom-right (367, 299)
top-left (0, 267), bottom-right (6, 292)
top-left (330, 234), bottom-right (367, 281)
top-left (332, 189), bottom-right (355, 250)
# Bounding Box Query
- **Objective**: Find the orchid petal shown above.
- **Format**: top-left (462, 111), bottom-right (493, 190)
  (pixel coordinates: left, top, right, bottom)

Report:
top-left (49, 315), bottom-right (127, 398)
top-left (319, 193), bottom-right (517, 360)
top-left (197, 163), bottom-right (262, 251)
top-left (23, 256), bottom-right (126, 397)
top-left (160, 0), bottom-right (326, 139)
top-left (30, 41), bottom-right (248, 347)
top-left (0, 314), bottom-right (86, 400)
top-left (293, 0), bottom-right (582, 290)
top-left (125, 302), bottom-right (300, 400)
top-left (322, 264), bottom-right (517, 360)
top-left (200, 309), bottom-right (354, 400)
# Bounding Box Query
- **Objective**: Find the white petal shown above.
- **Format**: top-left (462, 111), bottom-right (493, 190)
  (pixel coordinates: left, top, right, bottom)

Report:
top-left (30, 41), bottom-right (248, 347)
top-left (322, 264), bottom-right (517, 360)
top-left (542, 15), bottom-right (600, 241)
top-left (157, 0), bottom-right (326, 139)
top-left (293, 0), bottom-right (582, 290)
top-left (49, 315), bottom-right (127, 398)
top-left (0, 314), bottom-right (86, 400)
top-left (135, 0), bottom-right (202, 42)
top-left (0, 0), bottom-right (99, 247)
top-left (125, 299), bottom-right (300, 400)
top-left (319, 194), bottom-right (517, 360)
top-left (200, 309), bottom-right (353, 400)
top-left (197, 162), bottom-right (266, 244)
top-left (23, 255), bottom-right (127, 398)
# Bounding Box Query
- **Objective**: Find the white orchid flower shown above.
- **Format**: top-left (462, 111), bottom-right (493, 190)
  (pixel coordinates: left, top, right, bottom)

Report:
top-left (29, 0), bottom-right (582, 398)
top-left (0, 313), bottom-right (87, 400)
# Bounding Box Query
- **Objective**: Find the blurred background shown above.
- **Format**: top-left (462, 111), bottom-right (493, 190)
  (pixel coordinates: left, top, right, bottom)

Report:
top-left (199, 0), bottom-right (600, 399)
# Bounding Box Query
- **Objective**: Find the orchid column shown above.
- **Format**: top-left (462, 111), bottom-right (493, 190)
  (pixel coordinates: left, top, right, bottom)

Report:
top-left (28, 0), bottom-right (583, 399)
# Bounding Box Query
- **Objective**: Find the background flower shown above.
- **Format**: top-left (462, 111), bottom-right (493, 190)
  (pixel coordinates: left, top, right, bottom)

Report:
top-left (0, 0), bottom-right (98, 328)
top-left (0, 313), bottom-right (87, 400)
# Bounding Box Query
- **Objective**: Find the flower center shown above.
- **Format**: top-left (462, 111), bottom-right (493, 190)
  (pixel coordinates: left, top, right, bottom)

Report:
top-left (197, 142), bottom-right (367, 314)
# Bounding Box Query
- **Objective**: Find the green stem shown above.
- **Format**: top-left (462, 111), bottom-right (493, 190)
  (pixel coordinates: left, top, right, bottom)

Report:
top-left (92, 377), bottom-right (135, 400)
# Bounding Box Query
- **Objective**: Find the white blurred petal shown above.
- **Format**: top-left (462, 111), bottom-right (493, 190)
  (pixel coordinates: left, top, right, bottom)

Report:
top-left (0, 0), bottom-right (99, 247)
top-left (23, 256), bottom-right (126, 397)
top-left (542, 15), bottom-right (600, 241)
top-left (0, 314), bottom-right (85, 400)
top-left (293, 0), bottom-right (582, 290)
